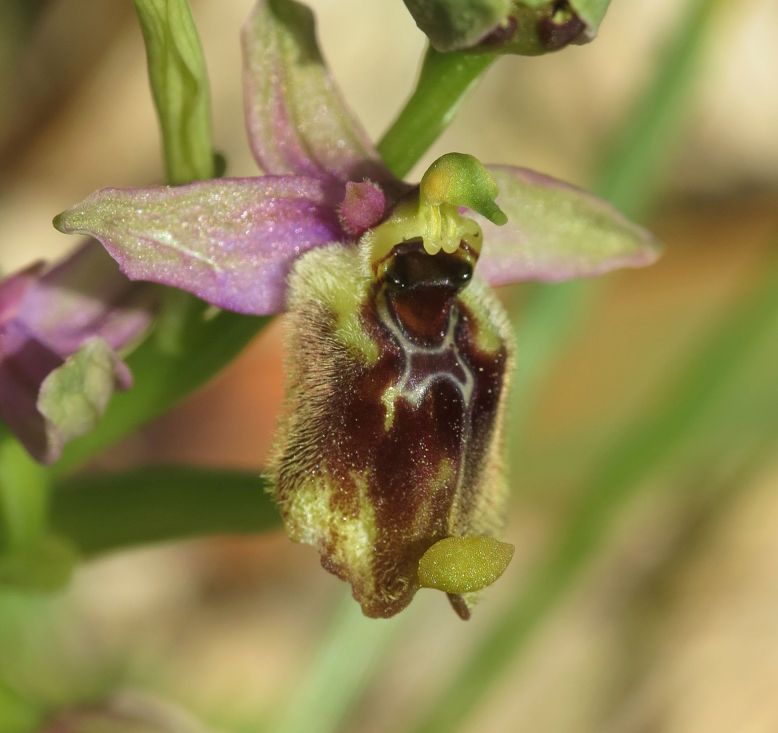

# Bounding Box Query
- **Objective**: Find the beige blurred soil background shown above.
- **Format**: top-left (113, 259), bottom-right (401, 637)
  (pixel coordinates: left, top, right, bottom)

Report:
top-left (1, 1), bottom-right (778, 731)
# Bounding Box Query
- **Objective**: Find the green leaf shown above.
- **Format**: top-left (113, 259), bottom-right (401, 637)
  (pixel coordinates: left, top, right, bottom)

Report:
top-left (595, 0), bottom-right (726, 213)
top-left (133, 0), bottom-right (214, 183)
top-left (378, 48), bottom-right (496, 178)
top-left (268, 595), bottom-right (405, 733)
top-left (50, 466), bottom-right (277, 556)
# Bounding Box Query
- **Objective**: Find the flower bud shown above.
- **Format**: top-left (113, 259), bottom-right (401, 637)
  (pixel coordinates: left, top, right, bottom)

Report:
top-left (403, 0), bottom-right (610, 55)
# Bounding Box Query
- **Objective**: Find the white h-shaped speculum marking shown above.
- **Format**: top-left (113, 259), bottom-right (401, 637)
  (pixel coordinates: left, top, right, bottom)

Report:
top-left (376, 289), bottom-right (475, 416)
top-left (376, 287), bottom-right (476, 536)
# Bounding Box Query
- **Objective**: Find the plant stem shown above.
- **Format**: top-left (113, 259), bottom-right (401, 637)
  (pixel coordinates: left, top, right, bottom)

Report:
top-left (378, 47), bottom-right (495, 178)
top-left (133, 0), bottom-right (215, 183)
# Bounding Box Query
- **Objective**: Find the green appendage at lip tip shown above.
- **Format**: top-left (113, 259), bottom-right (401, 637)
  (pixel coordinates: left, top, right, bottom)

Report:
top-left (418, 535), bottom-right (515, 594)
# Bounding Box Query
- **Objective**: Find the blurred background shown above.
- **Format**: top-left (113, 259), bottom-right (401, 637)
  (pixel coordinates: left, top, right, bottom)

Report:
top-left (1, 0), bottom-right (777, 731)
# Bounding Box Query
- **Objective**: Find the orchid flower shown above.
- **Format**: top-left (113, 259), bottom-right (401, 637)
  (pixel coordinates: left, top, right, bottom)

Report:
top-left (54, 0), bottom-right (657, 617)
top-left (0, 242), bottom-right (156, 464)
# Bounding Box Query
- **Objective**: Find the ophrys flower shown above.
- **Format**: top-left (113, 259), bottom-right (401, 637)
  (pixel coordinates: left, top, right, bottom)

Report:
top-left (54, 0), bottom-right (657, 617)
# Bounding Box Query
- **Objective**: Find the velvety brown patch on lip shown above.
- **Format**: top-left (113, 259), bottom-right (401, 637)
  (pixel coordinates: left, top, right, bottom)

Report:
top-left (314, 286), bottom-right (508, 616)
top-left (382, 240), bottom-right (473, 344)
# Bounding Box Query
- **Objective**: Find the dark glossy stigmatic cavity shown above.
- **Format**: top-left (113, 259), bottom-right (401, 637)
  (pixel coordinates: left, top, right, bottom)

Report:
top-left (383, 239), bottom-right (473, 293)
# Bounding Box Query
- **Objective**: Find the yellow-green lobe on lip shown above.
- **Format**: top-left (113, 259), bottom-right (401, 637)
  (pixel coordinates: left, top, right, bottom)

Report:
top-left (418, 536), bottom-right (514, 594)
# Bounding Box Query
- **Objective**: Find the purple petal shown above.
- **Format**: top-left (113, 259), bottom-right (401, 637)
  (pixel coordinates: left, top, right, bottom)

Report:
top-left (475, 166), bottom-right (660, 286)
top-left (0, 320), bottom-right (63, 462)
top-left (21, 241), bottom-right (157, 356)
top-left (241, 0), bottom-right (396, 188)
top-left (54, 177), bottom-right (345, 315)
top-left (0, 263), bottom-right (44, 323)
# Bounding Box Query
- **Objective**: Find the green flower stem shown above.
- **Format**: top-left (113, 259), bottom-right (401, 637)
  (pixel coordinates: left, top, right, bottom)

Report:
top-left (48, 466), bottom-right (276, 556)
top-left (378, 47), bottom-right (496, 178)
top-left (133, 0), bottom-right (215, 183)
